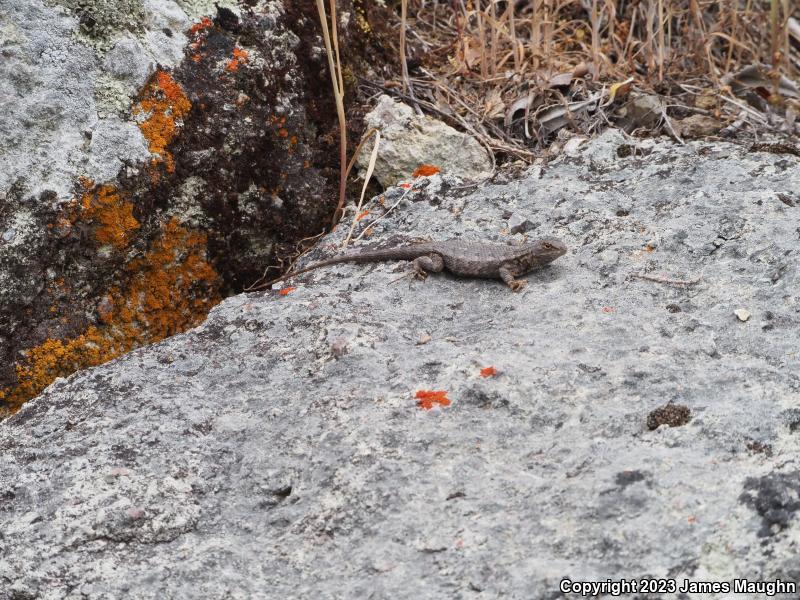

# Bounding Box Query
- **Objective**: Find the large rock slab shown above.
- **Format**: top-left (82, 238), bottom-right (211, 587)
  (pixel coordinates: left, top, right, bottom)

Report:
top-left (1, 132), bottom-right (799, 598)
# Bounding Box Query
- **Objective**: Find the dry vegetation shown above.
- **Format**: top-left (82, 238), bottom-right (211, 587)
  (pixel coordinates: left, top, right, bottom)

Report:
top-left (361, 0), bottom-right (800, 162)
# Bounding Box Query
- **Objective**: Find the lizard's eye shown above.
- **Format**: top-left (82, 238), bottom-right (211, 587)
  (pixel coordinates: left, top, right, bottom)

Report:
top-left (542, 242), bottom-right (553, 249)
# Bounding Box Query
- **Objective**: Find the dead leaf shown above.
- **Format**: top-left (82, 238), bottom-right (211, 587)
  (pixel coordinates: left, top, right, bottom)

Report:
top-left (483, 88), bottom-right (506, 120)
top-left (605, 77), bottom-right (635, 105)
top-left (463, 39), bottom-right (483, 70)
top-left (504, 91), bottom-right (534, 128)
top-left (572, 62), bottom-right (590, 78)
top-left (548, 71), bottom-right (574, 88)
top-left (722, 64), bottom-right (800, 100)
top-left (535, 95), bottom-right (599, 136)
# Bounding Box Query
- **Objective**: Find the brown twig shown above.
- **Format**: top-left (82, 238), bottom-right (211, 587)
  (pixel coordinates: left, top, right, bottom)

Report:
top-left (631, 273), bottom-right (702, 286)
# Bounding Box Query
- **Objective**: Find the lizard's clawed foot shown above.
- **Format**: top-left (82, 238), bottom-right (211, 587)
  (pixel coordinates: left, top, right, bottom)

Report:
top-left (507, 279), bottom-right (527, 292)
top-left (412, 267), bottom-right (429, 281)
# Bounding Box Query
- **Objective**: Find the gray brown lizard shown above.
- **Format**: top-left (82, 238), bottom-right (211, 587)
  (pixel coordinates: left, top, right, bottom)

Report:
top-left (250, 237), bottom-right (567, 292)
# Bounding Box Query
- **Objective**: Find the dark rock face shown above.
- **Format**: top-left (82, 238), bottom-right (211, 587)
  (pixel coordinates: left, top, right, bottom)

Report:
top-left (1, 133), bottom-right (799, 597)
top-left (0, 0), bottom-right (374, 411)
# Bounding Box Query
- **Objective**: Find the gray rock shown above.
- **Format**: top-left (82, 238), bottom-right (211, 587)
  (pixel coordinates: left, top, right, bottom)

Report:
top-left (358, 94), bottom-right (493, 187)
top-left (2, 130), bottom-right (800, 598)
top-left (0, 0), bottom-right (188, 202)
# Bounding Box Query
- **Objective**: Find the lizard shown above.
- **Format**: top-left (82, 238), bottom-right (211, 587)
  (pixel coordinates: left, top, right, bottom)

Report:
top-left (249, 237), bottom-right (567, 292)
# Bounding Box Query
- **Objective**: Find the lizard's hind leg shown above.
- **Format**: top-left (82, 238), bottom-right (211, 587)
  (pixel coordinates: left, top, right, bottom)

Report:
top-left (412, 254), bottom-right (445, 280)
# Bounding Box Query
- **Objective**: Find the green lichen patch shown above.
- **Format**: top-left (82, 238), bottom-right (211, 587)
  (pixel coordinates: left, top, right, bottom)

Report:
top-left (46, 0), bottom-right (146, 50)
top-left (174, 0), bottom-right (239, 20)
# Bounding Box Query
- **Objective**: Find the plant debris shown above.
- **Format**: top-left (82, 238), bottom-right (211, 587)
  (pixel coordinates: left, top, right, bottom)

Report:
top-left (362, 1), bottom-right (800, 165)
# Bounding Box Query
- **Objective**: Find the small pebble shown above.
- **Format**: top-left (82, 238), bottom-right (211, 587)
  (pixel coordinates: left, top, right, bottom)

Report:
top-left (734, 309), bottom-right (751, 322)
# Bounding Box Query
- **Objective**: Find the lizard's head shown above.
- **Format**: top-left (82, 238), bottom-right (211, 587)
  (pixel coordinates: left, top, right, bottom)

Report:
top-left (531, 237), bottom-right (567, 265)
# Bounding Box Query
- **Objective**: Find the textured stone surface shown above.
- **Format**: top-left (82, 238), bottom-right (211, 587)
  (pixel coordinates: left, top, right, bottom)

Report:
top-left (358, 94), bottom-right (493, 187)
top-left (1, 132), bottom-right (799, 598)
top-left (0, 0), bottom-right (369, 411)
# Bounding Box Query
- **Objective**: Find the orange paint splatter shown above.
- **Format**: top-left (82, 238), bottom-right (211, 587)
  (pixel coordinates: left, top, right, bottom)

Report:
top-left (412, 164), bottom-right (441, 178)
top-left (278, 287), bottom-right (296, 296)
top-left (399, 183), bottom-right (412, 189)
top-left (480, 366), bottom-right (497, 377)
top-left (416, 389), bottom-right (451, 410)
top-left (356, 210), bottom-right (370, 221)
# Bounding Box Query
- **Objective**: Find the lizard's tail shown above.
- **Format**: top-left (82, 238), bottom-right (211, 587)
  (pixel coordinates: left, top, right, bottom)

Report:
top-left (245, 243), bottom-right (434, 292)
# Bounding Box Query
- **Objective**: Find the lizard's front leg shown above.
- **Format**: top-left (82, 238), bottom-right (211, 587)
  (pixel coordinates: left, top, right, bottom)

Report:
top-left (499, 265), bottom-right (527, 292)
top-left (411, 254), bottom-right (444, 280)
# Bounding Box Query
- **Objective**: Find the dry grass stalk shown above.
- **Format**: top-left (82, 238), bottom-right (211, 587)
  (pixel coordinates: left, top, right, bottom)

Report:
top-left (315, 0), bottom-right (348, 227)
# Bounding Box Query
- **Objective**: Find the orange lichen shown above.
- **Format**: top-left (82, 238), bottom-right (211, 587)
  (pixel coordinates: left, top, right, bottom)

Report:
top-left (78, 184), bottom-right (140, 249)
top-left (188, 17), bottom-right (213, 36)
top-left (412, 164), bottom-right (441, 178)
top-left (479, 366), bottom-right (497, 378)
top-left (415, 389), bottom-right (451, 410)
top-left (132, 70), bottom-right (192, 173)
top-left (226, 47), bottom-right (249, 72)
top-left (0, 218), bottom-right (220, 413)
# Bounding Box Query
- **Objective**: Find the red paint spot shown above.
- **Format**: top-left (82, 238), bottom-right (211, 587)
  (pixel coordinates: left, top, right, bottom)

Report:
top-left (416, 390), bottom-right (450, 410)
top-left (480, 366), bottom-right (497, 377)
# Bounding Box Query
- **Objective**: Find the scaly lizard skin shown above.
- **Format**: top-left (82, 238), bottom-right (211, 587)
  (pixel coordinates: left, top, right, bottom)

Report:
top-left (255, 237), bottom-right (567, 292)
